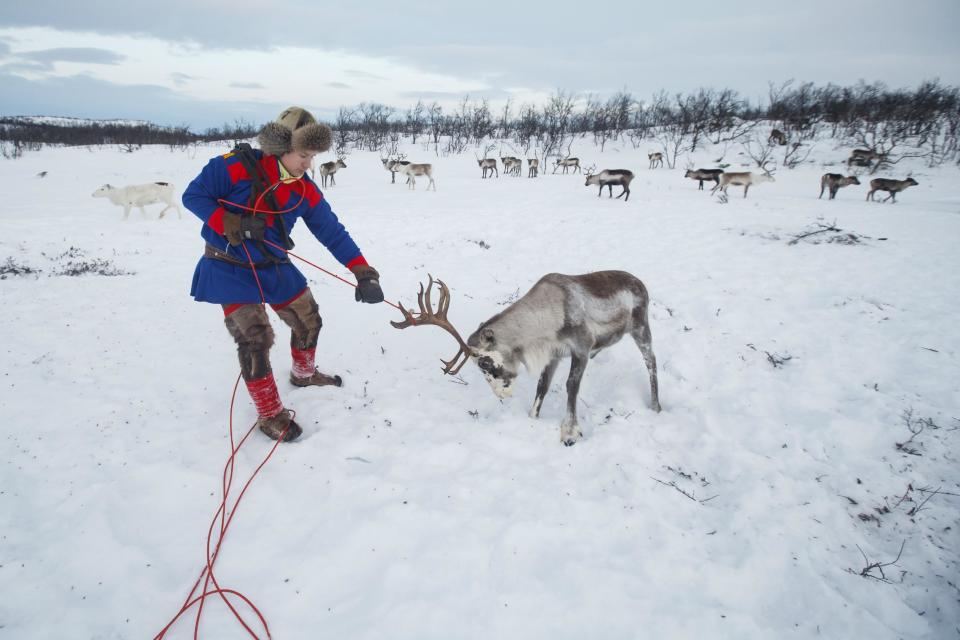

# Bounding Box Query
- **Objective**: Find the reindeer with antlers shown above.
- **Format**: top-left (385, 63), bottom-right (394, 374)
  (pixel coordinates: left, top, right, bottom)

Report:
top-left (392, 273), bottom-right (660, 446)
top-left (583, 164), bottom-right (635, 202)
top-left (381, 153), bottom-right (411, 184)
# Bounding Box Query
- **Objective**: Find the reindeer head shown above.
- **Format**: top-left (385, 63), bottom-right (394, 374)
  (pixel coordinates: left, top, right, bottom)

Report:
top-left (92, 184), bottom-right (113, 197)
top-left (466, 325), bottom-right (518, 399)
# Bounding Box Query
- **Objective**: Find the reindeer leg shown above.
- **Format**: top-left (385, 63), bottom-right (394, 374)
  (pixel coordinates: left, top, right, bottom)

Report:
top-left (743, 184), bottom-right (750, 198)
top-left (530, 356), bottom-right (561, 419)
top-left (597, 185), bottom-right (602, 198)
top-left (560, 353), bottom-right (587, 446)
top-left (631, 323), bottom-right (661, 413)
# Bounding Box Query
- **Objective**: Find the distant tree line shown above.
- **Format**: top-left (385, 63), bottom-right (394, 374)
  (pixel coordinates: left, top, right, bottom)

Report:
top-left (3, 80), bottom-right (959, 169)
top-left (0, 118), bottom-right (258, 158)
top-left (334, 80), bottom-right (960, 171)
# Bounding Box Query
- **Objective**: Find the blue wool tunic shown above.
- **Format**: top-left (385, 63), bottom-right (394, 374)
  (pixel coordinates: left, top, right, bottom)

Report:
top-left (183, 148), bottom-right (365, 305)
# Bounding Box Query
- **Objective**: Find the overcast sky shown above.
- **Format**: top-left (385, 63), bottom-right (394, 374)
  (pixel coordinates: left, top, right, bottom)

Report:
top-left (2, 1), bottom-right (959, 130)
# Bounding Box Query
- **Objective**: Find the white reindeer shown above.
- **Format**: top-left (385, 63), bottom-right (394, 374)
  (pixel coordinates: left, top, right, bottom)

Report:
top-left (710, 171), bottom-right (776, 198)
top-left (395, 162), bottom-right (436, 191)
top-left (553, 157), bottom-right (581, 174)
top-left (648, 152), bottom-right (664, 169)
top-left (92, 182), bottom-right (181, 220)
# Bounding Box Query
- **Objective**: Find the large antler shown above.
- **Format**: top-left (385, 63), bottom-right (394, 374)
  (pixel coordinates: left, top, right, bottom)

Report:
top-left (391, 275), bottom-right (473, 375)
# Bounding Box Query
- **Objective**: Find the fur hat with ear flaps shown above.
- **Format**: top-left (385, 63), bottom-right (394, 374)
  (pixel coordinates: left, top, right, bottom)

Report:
top-left (258, 106), bottom-right (332, 156)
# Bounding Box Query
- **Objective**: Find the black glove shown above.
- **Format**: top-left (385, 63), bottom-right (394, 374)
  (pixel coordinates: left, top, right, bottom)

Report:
top-left (351, 265), bottom-right (384, 304)
top-left (222, 212), bottom-right (267, 247)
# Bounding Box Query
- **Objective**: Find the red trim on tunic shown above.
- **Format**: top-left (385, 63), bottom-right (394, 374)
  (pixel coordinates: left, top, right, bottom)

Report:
top-left (223, 303), bottom-right (245, 317)
top-left (227, 161), bottom-right (249, 184)
top-left (345, 256), bottom-right (369, 270)
top-left (207, 207), bottom-right (227, 234)
top-left (270, 288), bottom-right (307, 311)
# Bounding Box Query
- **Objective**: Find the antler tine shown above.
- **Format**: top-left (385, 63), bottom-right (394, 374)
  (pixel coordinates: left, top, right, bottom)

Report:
top-left (437, 279), bottom-right (451, 317)
top-left (390, 275), bottom-right (474, 374)
top-left (423, 274), bottom-right (435, 316)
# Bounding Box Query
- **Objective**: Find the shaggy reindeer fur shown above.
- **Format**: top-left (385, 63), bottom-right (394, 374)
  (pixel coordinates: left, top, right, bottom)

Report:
top-left (467, 270), bottom-right (660, 446)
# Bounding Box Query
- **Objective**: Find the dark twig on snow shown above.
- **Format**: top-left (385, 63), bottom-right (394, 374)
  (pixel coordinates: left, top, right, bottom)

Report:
top-left (788, 219), bottom-right (841, 245)
top-left (650, 477), bottom-right (718, 504)
top-left (850, 540), bottom-right (906, 582)
top-left (907, 487), bottom-right (941, 517)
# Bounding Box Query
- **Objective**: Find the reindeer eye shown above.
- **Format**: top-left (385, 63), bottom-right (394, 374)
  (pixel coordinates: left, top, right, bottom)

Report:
top-left (481, 328), bottom-right (495, 344)
top-left (477, 356), bottom-right (494, 372)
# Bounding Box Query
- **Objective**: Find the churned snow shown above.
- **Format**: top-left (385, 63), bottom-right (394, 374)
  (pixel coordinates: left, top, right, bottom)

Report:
top-left (1, 136), bottom-right (957, 639)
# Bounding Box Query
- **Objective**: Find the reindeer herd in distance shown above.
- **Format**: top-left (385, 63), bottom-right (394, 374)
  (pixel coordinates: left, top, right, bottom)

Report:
top-left (316, 129), bottom-right (921, 205)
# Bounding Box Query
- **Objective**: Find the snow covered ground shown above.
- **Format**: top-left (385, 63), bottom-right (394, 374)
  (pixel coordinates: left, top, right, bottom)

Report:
top-left (1, 135), bottom-right (958, 639)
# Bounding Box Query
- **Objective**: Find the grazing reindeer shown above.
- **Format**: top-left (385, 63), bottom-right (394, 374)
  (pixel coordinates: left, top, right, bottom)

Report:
top-left (584, 166), bottom-right (634, 201)
top-left (318, 158), bottom-right (347, 188)
top-left (769, 129), bottom-right (788, 145)
top-left (819, 173), bottom-right (860, 200)
top-left (395, 162), bottom-right (436, 191)
top-left (684, 168), bottom-right (724, 190)
top-left (553, 157), bottom-right (581, 174)
top-left (391, 273), bottom-right (660, 446)
top-left (648, 152), bottom-right (664, 169)
top-left (500, 155), bottom-right (522, 177)
top-left (847, 149), bottom-right (883, 168)
top-left (711, 171), bottom-right (776, 198)
top-left (527, 158), bottom-right (539, 178)
top-left (477, 158), bottom-right (499, 179)
top-left (381, 156), bottom-right (411, 184)
top-left (866, 177), bottom-right (918, 203)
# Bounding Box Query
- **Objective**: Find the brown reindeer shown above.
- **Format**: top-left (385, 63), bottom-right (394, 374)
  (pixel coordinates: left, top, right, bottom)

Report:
top-left (477, 158), bottom-right (499, 179)
top-left (684, 168), bottom-right (723, 190)
top-left (847, 149), bottom-right (883, 168)
top-left (391, 273), bottom-right (660, 446)
top-left (819, 173), bottom-right (860, 200)
top-left (527, 158), bottom-right (539, 178)
top-left (769, 129), bottom-right (788, 145)
top-left (318, 158), bottom-right (346, 188)
top-left (866, 177), bottom-right (918, 203)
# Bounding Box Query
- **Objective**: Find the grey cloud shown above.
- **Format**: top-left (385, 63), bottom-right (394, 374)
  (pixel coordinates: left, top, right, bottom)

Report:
top-left (344, 69), bottom-right (386, 82)
top-left (229, 82), bottom-right (265, 89)
top-left (170, 72), bottom-right (193, 86)
top-left (399, 89), bottom-right (514, 102)
top-left (326, 82), bottom-right (352, 89)
top-left (1, 1), bottom-right (958, 105)
top-left (0, 72), bottom-right (282, 130)
top-left (21, 47), bottom-right (125, 65)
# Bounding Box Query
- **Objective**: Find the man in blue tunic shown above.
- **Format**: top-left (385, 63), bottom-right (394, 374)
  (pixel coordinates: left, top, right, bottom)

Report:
top-left (183, 106), bottom-right (383, 441)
